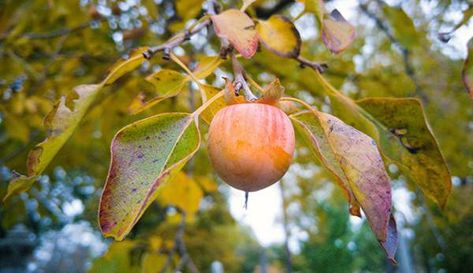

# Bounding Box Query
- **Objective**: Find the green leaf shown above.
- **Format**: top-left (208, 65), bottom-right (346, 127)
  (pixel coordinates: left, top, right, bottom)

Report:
top-left (28, 84), bottom-right (103, 176)
top-left (462, 37), bottom-right (473, 99)
top-left (211, 9), bottom-right (258, 59)
top-left (382, 5), bottom-right (420, 48)
top-left (99, 113), bottom-right (201, 240)
top-left (103, 47), bottom-right (149, 85)
top-left (357, 97), bottom-right (452, 208)
top-left (3, 175), bottom-right (37, 202)
top-left (256, 15), bottom-right (301, 58)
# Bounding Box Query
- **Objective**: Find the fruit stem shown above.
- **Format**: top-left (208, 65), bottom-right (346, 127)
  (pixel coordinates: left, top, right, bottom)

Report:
top-left (231, 54), bottom-right (258, 101)
top-left (244, 191), bottom-right (249, 209)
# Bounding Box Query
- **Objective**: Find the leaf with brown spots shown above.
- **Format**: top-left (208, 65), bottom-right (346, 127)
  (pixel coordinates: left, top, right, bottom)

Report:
top-left (357, 97), bottom-right (451, 208)
top-left (99, 113), bottom-right (200, 240)
top-left (211, 9), bottom-right (258, 59)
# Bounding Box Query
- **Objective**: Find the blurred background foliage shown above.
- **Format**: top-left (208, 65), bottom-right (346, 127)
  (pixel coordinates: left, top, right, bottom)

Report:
top-left (0, 0), bottom-right (472, 272)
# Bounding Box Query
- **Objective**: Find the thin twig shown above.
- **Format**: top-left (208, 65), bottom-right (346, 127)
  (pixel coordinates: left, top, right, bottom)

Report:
top-left (295, 56), bottom-right (328, 73)
top-left (144, 0), bottom-right (219, 60)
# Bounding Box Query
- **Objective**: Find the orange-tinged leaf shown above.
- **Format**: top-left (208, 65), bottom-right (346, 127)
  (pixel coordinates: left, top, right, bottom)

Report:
top-left (103, 47), bottom-right (149, 85)
top-left (322, 9), bottom-right (356, 54)
top-left (258, 78), bottom-right (285, 105)
top-left (211, 9), bottom-right (258, 59)
top-left (462, 37), bottom-right (473, 99)
top-left (99, 113), bottom-right (200, 240)
top-left (256, 15), bottom-right (301, 58)
top-left (223, 78), bottom-right (246, 105)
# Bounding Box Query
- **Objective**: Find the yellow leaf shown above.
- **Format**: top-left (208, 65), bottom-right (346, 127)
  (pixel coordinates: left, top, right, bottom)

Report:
top-left (175, 0), bottom-right (204, 22)
top-left (141, 253), bottom-right (167, 273)
top-left (197, 176), bottom-right (218, 192)
top-left (158, 172), bottom-right (204, 216)
top-left (129, 69), bottom-right (188, 114)
top-left (148, 236), bottom-right (163, 252)
top-left (257, 15), bottom-right (301, 58)
top-left (298, 0), bottom-right (325, 24)
top-left (199, 84), bottom-right (226, 124)
top-left (193, 56), bottom-right (224, 79)
top-left (103, 47), bottom-right (149, 85)
top-left (211, 9), bottom-right (258, 59)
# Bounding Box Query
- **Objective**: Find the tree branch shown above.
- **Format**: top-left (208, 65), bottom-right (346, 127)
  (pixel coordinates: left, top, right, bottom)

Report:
top-left (295, 56), bottom-right (328, 73)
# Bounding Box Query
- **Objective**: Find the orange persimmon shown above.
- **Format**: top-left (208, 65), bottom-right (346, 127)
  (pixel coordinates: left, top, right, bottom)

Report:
top-left (207, 103), bottom-right (295, 191)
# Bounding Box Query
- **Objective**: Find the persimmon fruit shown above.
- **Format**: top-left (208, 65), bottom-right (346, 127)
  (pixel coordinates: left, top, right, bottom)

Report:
top-left (207, 103), bottom-right (295, 192)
